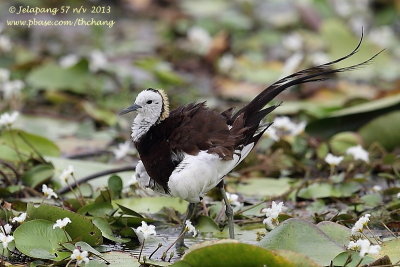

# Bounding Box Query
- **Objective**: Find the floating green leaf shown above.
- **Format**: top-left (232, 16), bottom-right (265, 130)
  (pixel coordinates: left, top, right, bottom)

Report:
top-left (359, 111), bottom-right (400, 150)
top-left (259, 219), bottom-right (345, 266)
top-left (0, 129), bottom-right (60, 161)
top-left (27, 203), bottom-right (103, 246)
top-left (172, 241), bottom-right (293, 267)
top-left (14, 219), bottom-right (70, 260)
top-left (236, 178), bottom-right (292, 197)
top-left (114, 197), bottom-right (188, 214)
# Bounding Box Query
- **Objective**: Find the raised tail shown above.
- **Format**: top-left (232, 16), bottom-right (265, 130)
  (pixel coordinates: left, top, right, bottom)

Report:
top-left (230, 32), bottom-right (383, 125)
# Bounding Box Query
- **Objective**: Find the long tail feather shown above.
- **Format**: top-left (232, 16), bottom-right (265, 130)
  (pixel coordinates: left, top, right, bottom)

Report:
top-left (231, 31), bottom-right (383, 122)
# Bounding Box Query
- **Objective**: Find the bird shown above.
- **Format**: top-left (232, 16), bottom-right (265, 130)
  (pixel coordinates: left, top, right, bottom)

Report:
top-left (119, 34), bottom-right (380, 246)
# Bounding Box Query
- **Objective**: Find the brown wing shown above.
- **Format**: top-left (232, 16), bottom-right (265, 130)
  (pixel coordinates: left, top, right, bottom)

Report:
top-left (165, 103), bottom-right (242, 160)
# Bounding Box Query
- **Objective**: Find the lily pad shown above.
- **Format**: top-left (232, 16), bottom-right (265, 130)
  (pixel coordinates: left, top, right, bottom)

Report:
top-left (172, 241), bottom-right (293, 267)
top-left (114, 197), bottom-right (188, 214)
top-left (14, 219), bottom-right (70, 260)
top-left (27, 203), bottom-right (103, 246)
top-left (359, 111), bottom-right (400, 150)
top-left (378, 239), bottom-right (400, 263)
top-left (86, 251), bottom-right (140, 267)
top-left (259, 219), bottom-right (345, 266)
top-left (236, 178), bottom-right (292, 197)
top-left (0, 129), bottom-right (60, 162)
top-left (331, 251), bottom-right (375, 267)
top-left (316, 221), bottom-right (351, 247)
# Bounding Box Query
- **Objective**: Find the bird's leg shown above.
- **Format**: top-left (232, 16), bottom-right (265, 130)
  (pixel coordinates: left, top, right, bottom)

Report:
top-left (218, 181), bottom-right (235, 239)
top-left (176, 202), bottom-right (196, 251)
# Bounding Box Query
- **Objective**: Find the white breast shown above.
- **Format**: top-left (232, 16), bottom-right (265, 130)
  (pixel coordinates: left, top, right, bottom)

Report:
top-left (168, 143), bottom-right (254, 203)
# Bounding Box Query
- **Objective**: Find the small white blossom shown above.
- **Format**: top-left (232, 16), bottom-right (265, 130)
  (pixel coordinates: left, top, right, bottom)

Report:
top-left (0, 68), bottom-right (10, 82)
top-left (53, 217), bottom-right (71, 229)
top-left (1, 224), bottom-right (12, 235)
top-left (397, 192), bottom-right (400, 199)
top-left (281, 53), bottom-right (304, 77)
top-left (135, 221), bottom-right (156, 240)
top-left (59, 54), bottom-right (80, 68)
top-left (348, 239), bottom-right (381, 257)
top-left (265, 116), bottom-right (306, 141)
top-left (346, 145), bottom-right (369, 163)
top-left (226, 192), bottom-right (242, 208)
top-left (0, 35), bottom-right (11, 52)
top-left (325, 153), bottom-right (343, 166)
top-left (59, 165), bottom-right (74, 182)
top-left (1, 80), bottom-right (24, 99)
top-left (187, 26), bottom-right (212, 55)
top-left (185, 220), bottom-right (198, 237)
top-left (218, 54), bottom-right (235, 73)
top-left (283, 33), bottom-right (303, 51)
top-left (351, 214), bottom-right (371, 235)
top-left (89, 50), bottom-right (107, 72)
top-left (372, 185), bottom-right (382, 192)
top-left (368, 26), bottom-right (395, 48)
top-left (112, 141), bottom-right (131, 160)
top-left (11, 212), bottom-right (26, 223)
top-left (311, 52), bottom-right (329, 66)
top-left (0, 233), bottom-right (14, 249)
top-left (42, 184), bottom-right (58, 199)
top-left (0, 111), bottom-right (19, 127)
top-left (262, 201), bottom-right (286, 229)
top-left (71, 249), bottom-right (89, 265)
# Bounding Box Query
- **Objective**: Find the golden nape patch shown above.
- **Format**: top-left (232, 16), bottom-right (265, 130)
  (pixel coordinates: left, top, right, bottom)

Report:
top-left (158, 89), bottom-right (170, 120)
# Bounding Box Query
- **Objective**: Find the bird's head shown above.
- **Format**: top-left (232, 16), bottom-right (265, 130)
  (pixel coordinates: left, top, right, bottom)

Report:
top-left (119, 88), bottom-right (170, 123)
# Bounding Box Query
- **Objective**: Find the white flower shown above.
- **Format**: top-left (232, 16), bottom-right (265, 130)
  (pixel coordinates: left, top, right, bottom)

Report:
top-left (346, 145), bottom-right (369, 163)
top-left (112, 141), bottom-right (131, 160)
top-left (283, 33), bottom-right (303, 51)
top-left (53, 217), bottom-right (71, 229)
top-left (135, 221), bottom-right (156, 240)
top-left (89, 50), bottom-right (107, 72)
top-left (325, 153), bottom-right (343, 166)
top-left (0, 233), bottom-right (14, 249)
top-left (218, 54), bottom-right (235, 73)
top-left (348, 239), bottom-right (381, 257)
top-left (1, 224), bottom-right (12, 235)
top-left (59, 165), bottom-right (74, 182)
top-left (368, 26), bottom-right (395, 48)
top-left (265, 116), bottom-right (306, 141)
top-left (59, 54), bottom-right (80, 68)
top-left (11, 212), bottom-right (26, 223)
top-left (0, 68), bottom-right (10, 82)
top-left (226, 192), bottom-right (242, 208)
top-left (71, 249), bottom-right (89, 265)
top-left (397, 192), bottom-right (400, 199)
top-left (42, 184), bottom-right (58, 199)
top-left (0, 111), bottom-right (19, 127)
top-left (311, 52), bottom-right (329, 66)
top-left (1, 80), bottom-right (24, 99)
top-left (0, 35), bottom-right (11, 52)
top-left (185, 220), bottom-right (198, 237)
top-left (187, 26), bottom-right (212, 55)
top-left (262, 201), bottom-right (286, 229)
top-left (372, 185), bottom-right (382, 192)
top-left (351, 214), bottom-right (371, 235)
top-left (281, 53), bottom-right (304, 77)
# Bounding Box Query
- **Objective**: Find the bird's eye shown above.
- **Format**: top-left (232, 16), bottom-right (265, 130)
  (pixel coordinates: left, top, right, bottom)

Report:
top-left (146, 100), bottom-right (153, 104)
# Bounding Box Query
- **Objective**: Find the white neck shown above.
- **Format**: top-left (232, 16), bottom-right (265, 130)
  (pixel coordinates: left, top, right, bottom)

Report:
top-left (131, 114), bottom-right (157, 142)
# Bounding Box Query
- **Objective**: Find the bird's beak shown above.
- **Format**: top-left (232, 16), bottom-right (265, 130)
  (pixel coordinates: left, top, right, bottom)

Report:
top-left (119, 104), bottom-right (142, 115)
